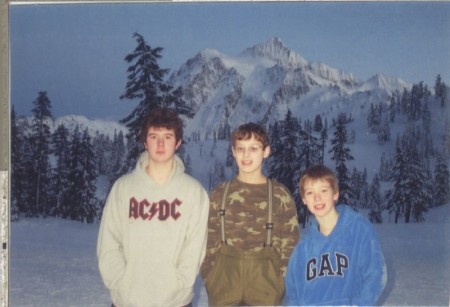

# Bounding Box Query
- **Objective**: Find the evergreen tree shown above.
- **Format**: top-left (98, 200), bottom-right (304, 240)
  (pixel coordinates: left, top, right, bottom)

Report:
top-left (300, 120), bottom-right (322, 168)
top-left (65, 127), bottom-right (98, 223)
top-left (389, 95), bottom-right (396, 123)
top-left (320, 122), bottom-right (328, 164)
top-left (368, 174), bottom-right (383, 223)
top-left (434, 152), bottom-right (450, 206)
top-left (329, 113), bottom-right (354, 206)
top-left (350, 167), bottom-right (369, 208)
top-left (377, 117), bottom-right (391, 145)
top-left (49, 123), bottom-right (71, 217)
top-left (268, 111), bottom-right (306, 224)
top-left (313, 114), bottom-right (323, 132)
top-left (93, 132), bottom-right (112, 176)
top-left (29, 91), bottom-right (53, 216)
top-left (403, 146), bottom-right (428, 223)
top-left (77, 129), bottom-right (98, 223)
top-left (421, 100), bottom-right (433, 158)
top-left (10, 106), bottom-right (22, 221)
top-left (387, 141), bottom-right (407, 223)
top-left (435, 74), bottom-right (448, 107)
top-left (119, 32), bottom-right (194, 173)
top-left (65, 125), bottom-right (83, 219)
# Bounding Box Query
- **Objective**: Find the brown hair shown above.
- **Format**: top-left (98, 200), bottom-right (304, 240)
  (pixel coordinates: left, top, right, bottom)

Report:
top-left (299, 165), bottom-right (339, 198)
top-left (140, 108), bottom-right (183, 143)
top-left (231, 122), bottom-right (270, 148)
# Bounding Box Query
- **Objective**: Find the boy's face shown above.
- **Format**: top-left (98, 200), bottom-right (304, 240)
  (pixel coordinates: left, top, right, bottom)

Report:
top-left (301, 179), bottom-right (339, 219)
top-left (144, 127), bottom-right (181, 164)
top-left (232, 136), bottom-right (270, 177)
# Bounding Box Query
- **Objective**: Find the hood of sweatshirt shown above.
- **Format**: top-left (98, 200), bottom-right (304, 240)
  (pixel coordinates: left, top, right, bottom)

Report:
top-left (306, 204), bottom-right (355, 242)
top-left (134, 151), bottom-right (186, 185)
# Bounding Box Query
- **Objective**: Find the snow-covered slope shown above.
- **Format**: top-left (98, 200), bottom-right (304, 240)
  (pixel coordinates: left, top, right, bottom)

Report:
top-left (8, 203), bottom-right (450, 306)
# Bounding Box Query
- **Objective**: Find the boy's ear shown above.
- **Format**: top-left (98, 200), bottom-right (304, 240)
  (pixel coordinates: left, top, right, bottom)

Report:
top-left (263, 145), bottom-right (271, 158)
top-left (333, 191), bottom-right (339, 202)
top-left (175, 139), bottom-right (182, 150)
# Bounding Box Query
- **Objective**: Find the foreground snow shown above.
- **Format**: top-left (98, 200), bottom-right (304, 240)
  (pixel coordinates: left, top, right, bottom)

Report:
top-left (8, 204), bottom-right (450, 306)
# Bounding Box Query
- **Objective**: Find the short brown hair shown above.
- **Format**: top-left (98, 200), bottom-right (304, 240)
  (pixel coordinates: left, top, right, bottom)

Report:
top-left (299, 165), bottom-right (339, 198)
top-left (231, 122), bottom-right (270, 148)
top-left (140, 108), bottom-right (183, 143)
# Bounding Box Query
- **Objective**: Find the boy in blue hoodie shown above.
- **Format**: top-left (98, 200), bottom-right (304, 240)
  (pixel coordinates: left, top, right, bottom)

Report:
top-left (285, 165), bottom-right (386, 306)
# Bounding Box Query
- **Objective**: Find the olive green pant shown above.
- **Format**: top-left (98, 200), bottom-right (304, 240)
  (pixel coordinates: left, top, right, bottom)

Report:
top-left (204, 244), bottom-right (285, 306)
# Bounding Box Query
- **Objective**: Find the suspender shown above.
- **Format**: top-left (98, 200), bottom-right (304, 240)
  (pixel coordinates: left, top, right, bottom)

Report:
top-left (219, 181), bottom-right (231, 243)
top-left (219, 179), bottom-right (274, 246)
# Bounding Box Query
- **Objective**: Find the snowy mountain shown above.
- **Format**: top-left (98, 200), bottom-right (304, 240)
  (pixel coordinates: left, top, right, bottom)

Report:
top-left (168, 37), bottom-right (411, 140)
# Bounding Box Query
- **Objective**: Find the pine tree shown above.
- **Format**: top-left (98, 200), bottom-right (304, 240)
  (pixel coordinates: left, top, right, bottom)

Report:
top-left (377, 117), bottom-right (391, 145)
top-left (403, 146), bottom-right (428, 223)
top-left (268, 110), bottom-right (309, 224)
top-left (368, 174), bottom-right (383, 223)
top-left (65, 127), bottom-right (98, 223)
top-left (49, 123), bottom-right (71, 217)
top-left (434, 152), bottom-right (450, 206)
top-left (435, 74), bottom-right (448, 107)
top-left (119, 32), bottom-right (194, 173)
top-left (329, 113), bottom-right (354, 206)
top-left (65, 125), bottom-right (83, 219)
top-left (10, 106), bottom-right (22, 221)
top-left (387, 141), bottom-right (407, 223)
top-left (77, 129), bottom-right (98, 223)
top-left (29, 91), bottom-right (53, 216)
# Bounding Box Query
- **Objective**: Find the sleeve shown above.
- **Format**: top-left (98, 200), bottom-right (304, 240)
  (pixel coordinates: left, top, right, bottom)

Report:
top-left (96, 180), bottom-right (127, 291)
top-left (285, 244), bottom-right (301, 306)
top-left (200, 185), bottom-right (223, 280)
top-left (353, 224), bottom-right (386, 306)
top-left (274, 184), bottom-right (300, 276)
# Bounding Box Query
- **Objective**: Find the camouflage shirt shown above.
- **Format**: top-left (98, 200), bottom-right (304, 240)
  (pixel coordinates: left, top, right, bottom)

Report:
top-left (201, 178), bottom-right (300, 278)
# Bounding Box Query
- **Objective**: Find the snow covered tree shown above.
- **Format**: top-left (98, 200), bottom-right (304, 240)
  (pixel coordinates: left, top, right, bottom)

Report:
top-left (368, 175), bottom-right (383, 223)
top-left (10, 106), bottom-right (23, 221)
top-left (329, 113), bottom-right (354, 206)
top-left (350, 167), bottom-right (369, 208)
top-left (77, 129), bottom-right (98, 223)
top-left (49, 123), bottom-right (71, 217)
top-left (92, 132), bottom-right (112, 176)
top-left (313, 114), bottom-right (323, 132)
top-left (367, 103), bottom-right (381, 133)
top-left (268, 111), bottom-right (306, 224)
top-left (421, 100), bottom-right (433, 159)
top-left (379, 152), bottom-right (392, 181)
top-left (403, 146), bottom-right (429, 223)
top-left (387, 142), bottom-right (407, 223)
top-left (433, 152), bottom-right (450, 206)
top-left (29, 91), bottom-right (53, 216)
top-left (65, 127), bottom-right (98, 223)
top-left (435, 74), bottom-right (448, 107)
top-left (320, 122), bottom-right (328, 165)
top-left (377, 117), bottom-right (391, 145)
top-left (300, 120), bottom-right (322, 168)
top-left (119, 32), bottom-right (194, 173)
top-left (268, 111), bottom-right (302, 195)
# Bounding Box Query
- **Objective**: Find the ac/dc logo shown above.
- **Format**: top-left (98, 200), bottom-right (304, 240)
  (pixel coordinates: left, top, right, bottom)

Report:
top-left (129, 197), bottom-right (182, 221)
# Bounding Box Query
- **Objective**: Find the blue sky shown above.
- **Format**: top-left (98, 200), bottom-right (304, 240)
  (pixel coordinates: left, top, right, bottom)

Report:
top-left (10, 2), bottom-right (450, 120)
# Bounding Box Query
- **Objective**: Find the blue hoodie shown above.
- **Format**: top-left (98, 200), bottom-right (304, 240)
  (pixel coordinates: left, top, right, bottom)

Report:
top-left (285, 205), bottom-right (386, 306)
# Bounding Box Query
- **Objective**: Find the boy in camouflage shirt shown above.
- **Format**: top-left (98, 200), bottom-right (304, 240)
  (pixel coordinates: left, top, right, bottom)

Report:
top-left (201, 122), bottom-right (299, 306)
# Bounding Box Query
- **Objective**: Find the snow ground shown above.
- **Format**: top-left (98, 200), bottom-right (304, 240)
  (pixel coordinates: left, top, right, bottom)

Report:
top-left (7, 204), bottom-right (450, 306)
